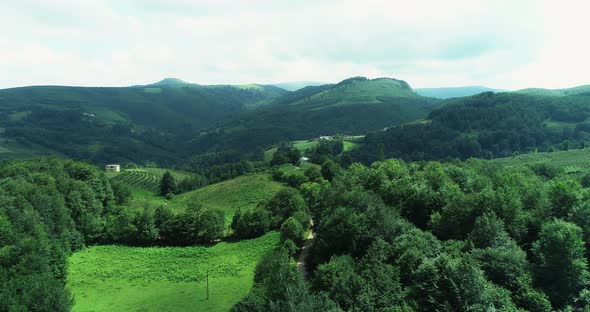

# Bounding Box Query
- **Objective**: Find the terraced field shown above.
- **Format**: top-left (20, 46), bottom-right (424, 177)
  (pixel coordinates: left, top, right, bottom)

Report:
top-left (493, 148), bottom-right (590, 173)
top-left (110, 168), bottom-right (198, 193)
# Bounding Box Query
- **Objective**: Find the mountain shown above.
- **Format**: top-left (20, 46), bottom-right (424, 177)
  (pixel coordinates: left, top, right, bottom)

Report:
top-left (0, 81), bottom-right (287, 164)
top-left (414, 86), bottom-right (507, 99)
top-left (190, 77), bottom-right (440, 153)
top-left (272, 81), bottom-right (327, 91)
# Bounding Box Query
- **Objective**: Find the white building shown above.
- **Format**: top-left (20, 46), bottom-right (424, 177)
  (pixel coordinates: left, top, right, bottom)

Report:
top-left (105, 164), bottom-right (120, 172)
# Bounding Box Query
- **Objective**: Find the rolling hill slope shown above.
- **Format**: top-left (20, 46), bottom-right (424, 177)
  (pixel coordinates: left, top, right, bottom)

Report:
top-left (191, 77), bottom-right (440, 153)
top-left (0, 81), bottom-right (287, 164)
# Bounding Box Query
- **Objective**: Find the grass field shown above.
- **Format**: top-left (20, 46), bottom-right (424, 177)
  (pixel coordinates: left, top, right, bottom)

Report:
top-left (292, 140), bottom-right (319, 153)
top-left (68, 232), bottom-right (279, 312)
top-left (110, 168), bottom-right (199, 193)
top-left (126, 173), bottom-right (284, 225)
top-left (493, 148), bottom-right (590, 174)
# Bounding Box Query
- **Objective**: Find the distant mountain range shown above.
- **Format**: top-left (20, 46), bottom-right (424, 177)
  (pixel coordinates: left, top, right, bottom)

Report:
top-left (1, 76), bottom-right (589, 166)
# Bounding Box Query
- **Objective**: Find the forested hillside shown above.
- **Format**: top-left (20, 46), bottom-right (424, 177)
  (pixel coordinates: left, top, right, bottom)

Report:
top-left (348, 91), bottom-right (590, 164)
top-left (236, 158), bottom-right (590, 311)
top-left (0, 76), bottom-right (441, 167)
top-left (0, 83), bottom-right (286, 164)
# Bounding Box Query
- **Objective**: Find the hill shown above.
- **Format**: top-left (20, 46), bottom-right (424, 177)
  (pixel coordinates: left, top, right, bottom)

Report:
top-left (348, 90), bottom-right (590, 163)
top-left (191, 77), bottom-right (440, 154)
top-left (415, 86), bottom-right (507, 99)
top-left (515, 84), bottom-right (590, 97)
top-left (149, 77), bottom-right (189, 86)
top-left (0, 82), bottom-right (287, 164)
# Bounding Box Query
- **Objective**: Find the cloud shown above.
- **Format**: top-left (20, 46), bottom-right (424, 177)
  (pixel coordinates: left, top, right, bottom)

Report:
top-left (0, 0), bottom-right (588, 89)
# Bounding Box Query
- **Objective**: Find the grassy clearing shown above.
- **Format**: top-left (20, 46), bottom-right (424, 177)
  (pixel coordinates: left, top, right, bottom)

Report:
top-left (292, 140), bottom-right (319, 153)
top-left (264, 147), bottom-right (277, 162)
top-left (343, 140), bottom-right (361, 152)
top-left (543, 120), bottom-right (577, 130)
top-left (68, 232), bottom-right (279, 312)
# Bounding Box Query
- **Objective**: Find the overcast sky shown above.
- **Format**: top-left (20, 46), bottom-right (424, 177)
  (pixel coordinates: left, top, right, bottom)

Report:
top-left (1, 0), bottom-right (589, 90)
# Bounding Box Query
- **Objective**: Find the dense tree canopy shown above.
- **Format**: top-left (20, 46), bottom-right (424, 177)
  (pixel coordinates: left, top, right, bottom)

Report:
top-left (238, 157), bottom-right (590, 311)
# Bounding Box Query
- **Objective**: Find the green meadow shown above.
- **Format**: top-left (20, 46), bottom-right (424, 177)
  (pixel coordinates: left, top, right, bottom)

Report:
top-left (68, 232), bottom-right (279, 312)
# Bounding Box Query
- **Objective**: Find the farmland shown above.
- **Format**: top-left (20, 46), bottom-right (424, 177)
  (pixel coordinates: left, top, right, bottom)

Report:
top-left (493, 147), bottom-right (590, 173)
top-left (67, 232), bottom-right (279, 312)
top-left (110, 168), bottom-right (199, 193)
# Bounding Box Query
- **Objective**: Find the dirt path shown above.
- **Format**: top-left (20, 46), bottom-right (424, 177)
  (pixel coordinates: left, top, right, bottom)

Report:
top-left (297, 222), bottom-right (314, 278)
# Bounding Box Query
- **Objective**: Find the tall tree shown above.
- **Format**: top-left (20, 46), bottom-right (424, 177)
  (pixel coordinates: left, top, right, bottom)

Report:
top-left (159, 171), bottom-right (176, 196)
top-left (533, 219), bottom-right (590, 308)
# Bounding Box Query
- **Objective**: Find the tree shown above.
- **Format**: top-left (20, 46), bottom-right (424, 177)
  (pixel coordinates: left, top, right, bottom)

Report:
top-left (159, 171), bottom-right (176, 196)
top-left (469, 212), bottom-right (510, 249)
top-left (111, 181), bottom-right (132, 205)
top-left (321, 159), bottom-right (341, 182)
top-left (280, 217), bottom-right (305, 245)
top-left (164, 212), bottom-right (198, 245)
top-left (532, 219), bottom-right (590, 308)
top-left (198, 209), bottom-right (225, 242)
top-left (312, 255), bottom-right (363, 310)
top-left (547, 178), bottom-right (581, 218)
top-left (264, 188), bottom-right (308, 227)
top-left (231, 208), bottom-right (271, 238)
top-left (304, 167), bottom-right (323, 183)
top-left (133, 208), bottom-right (158, 245)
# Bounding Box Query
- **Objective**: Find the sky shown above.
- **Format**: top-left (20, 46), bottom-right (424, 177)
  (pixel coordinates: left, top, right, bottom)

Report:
top-left (1, 0), bottom-right (589, 90)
